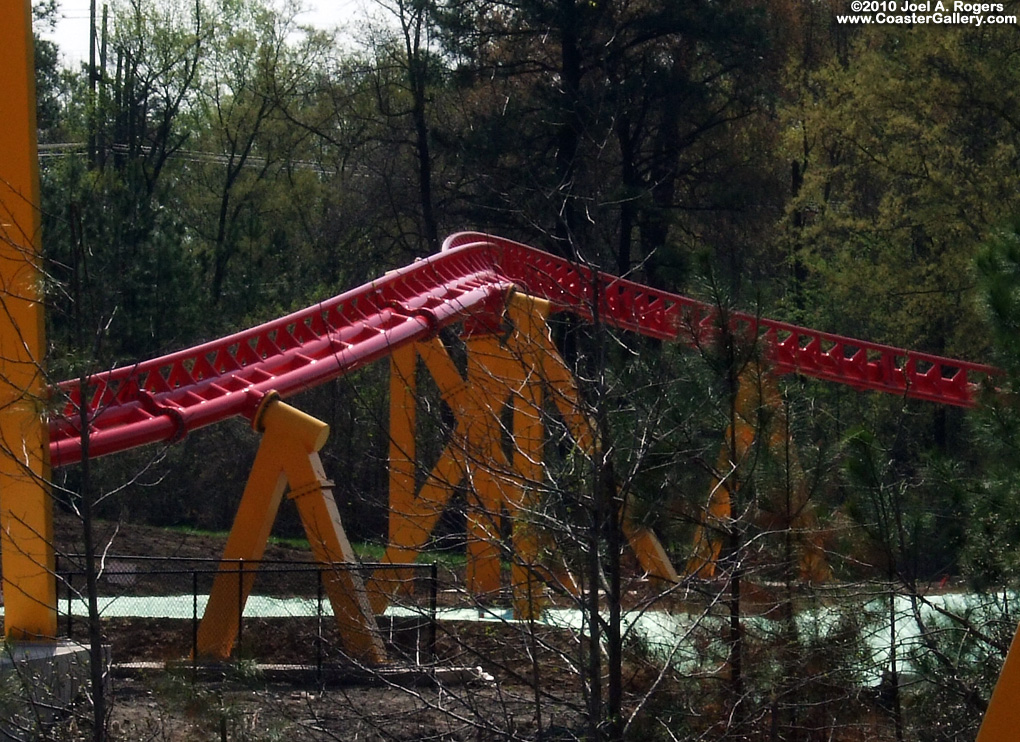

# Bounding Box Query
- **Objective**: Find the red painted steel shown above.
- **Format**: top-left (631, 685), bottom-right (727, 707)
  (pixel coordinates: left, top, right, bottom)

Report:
top-left (50, 232), bottom-right (999, 467)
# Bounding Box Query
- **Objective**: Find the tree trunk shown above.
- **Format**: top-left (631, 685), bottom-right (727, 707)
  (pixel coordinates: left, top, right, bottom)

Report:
top-left (71, 207), bottom-right (107, 742)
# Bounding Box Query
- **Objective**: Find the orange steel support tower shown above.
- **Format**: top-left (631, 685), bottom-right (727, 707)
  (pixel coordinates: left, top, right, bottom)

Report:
top-left (196, 394), bottom-right (385, 663)
top-left (685, 367), bottom-right (831, 584)
top-left (0, 0), bottom-right (57, 641)
top-left (366, 292), bottom-right (676, 619)
top-left (979, 633), bottom-right (1020, 740)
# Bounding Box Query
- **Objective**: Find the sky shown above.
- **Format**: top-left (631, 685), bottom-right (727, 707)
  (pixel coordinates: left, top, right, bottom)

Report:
top-left (39, 0), bottom-right (368, 68)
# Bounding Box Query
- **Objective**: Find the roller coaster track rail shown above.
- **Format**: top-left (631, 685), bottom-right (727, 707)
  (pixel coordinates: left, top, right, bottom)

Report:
top-left (49, 232), bottom-right (1000, 468)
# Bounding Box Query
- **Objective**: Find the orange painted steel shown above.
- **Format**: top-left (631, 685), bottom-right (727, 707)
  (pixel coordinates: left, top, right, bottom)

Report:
top-left (0, 0), bottom-right (56, 641)
top-left (978, 626), bottom-right (1020, 741)
top-left (366, 292), bottom-right (675, 618)
top-left (685, 367), bottom-right (831, 583)
top-left (38, 231), bottom-right (999, 646)
top-left (196, 395), bottom-right (384, 664)
top-left (499, 294), bottom-right (677, 590)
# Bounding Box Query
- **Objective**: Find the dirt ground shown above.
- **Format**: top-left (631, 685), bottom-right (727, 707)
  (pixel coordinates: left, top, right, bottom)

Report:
top-left (38, 513), bottom-right (906, 741)
top-left (104, 673), bottom-right (585, 742)
top-left (53, 511), bottom-right (316, 566)
top-left (48, 513), bottom-right (590, 741)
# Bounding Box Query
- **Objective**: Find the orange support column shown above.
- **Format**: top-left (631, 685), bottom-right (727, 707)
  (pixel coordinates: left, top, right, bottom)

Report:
top-left (504, 294), bottom-right (566, 614)
top-left (685, 368), bottom-right (831, 582)
top-left (685, 372), bottom-right (770, 579)
top-left (388, 345), bottom-right (418, 539)
top-left (464, 469), bottom-right (504, 597)
top-left (978, 622), bottom-right (1020, 741)
top-left (367, 340), bottom-right (465, 613)
top-left (373, 291), bottom-right (678, 618)
top-left (508, 294), bottom-right (677, 584)
top-left (509, 374), bottom-right (547, 619)
top-left (197, 395), bottom-right (385, 664)
top-left (196, 448), bottom-right (287, 658)
top-left (0, 0), bottom-right (56, 640)
top-left (685, 456), bottom-right (735, 579)
top-left (367, 345), bottom-right (422, 613)
top-left (464, 333), bottom-right (515, 598)
top-left (280, 424), bottom-right (385, 665)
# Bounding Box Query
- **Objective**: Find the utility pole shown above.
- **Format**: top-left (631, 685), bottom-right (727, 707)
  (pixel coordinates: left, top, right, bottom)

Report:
top-left (98, 4), bottom-right (108, 168)
top-left (88, 1), bottom-right (109, 168)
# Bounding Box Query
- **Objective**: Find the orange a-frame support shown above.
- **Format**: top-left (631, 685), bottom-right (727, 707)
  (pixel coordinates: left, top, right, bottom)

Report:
top-left (196, 394), bottom-right (385, 664)
top-left (367, 291), bottom-right (677, 619)
top-left (685, 367), bottom-right (830, 584)
top-left (0, 0), bottom-right (57, 641)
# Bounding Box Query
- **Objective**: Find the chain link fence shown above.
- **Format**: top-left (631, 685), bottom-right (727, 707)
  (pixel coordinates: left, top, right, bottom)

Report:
top-left (55, 555), bottom-right (438, 673)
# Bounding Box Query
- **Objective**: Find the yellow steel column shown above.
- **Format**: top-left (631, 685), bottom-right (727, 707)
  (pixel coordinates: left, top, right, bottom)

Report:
top-left (504, 296), bottom-right (583, 599)
top-left (375, 293), bottom-right (679, 615)
top-left (685, 368), bottom-right (830, 582)
top-left (503, 294), bottom-right (553, 616)
top-left (197, 435), bottom-right (289, 658)
top-left (465, 470), bottom-right (504, 597)
top-left (388, 345), bottom-right (418, 544)
top-left (381, 450), bottom-right (462, 564)
top-left (275, 412), bottom-right (386, 665)
top-left (0, 0), bottom-right (56, 640)
top-left (367, 340), bottom-right (466, 613)
top-left (685, 374), bottom-right (762, 579)
top-left (620, 513), bottom-right (679, 584)
top-left (415, 334), bottom-right (511, 597)
top-left (367, 346), bottom-right (420, 612)
top-left (464, 334), bottom-right (514, 597)
top-left (978, 623), bottom-right (1020, 741)
top-left (198, 396), bottom-right (384, 664)
top-left (510, 374), bottom-right (546, 619)
top-left (368, 448), bottom-right (463, 613)
top-left (685, 450), bottom-right (735, 579)
top-left (508, 295), bottom-right (677, 584)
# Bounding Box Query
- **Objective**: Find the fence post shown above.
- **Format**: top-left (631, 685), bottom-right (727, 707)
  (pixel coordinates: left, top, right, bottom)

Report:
top-left (429, 562), bottom-right (438, 663)
top-left (57, 556), bottom-right (70, 639)
top-left (192, 570), bottom-right (198, 685)
top-left (316, 567), bottom-right (323, 680)
top-left (54, 554), bottom-right (59, 633)
top-left (66, 566), bottom-right (73, 639)
top-left (236, 559), bottom-right (244, 654)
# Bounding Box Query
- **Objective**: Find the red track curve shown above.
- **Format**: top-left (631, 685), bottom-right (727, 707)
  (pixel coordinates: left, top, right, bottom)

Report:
top-left (49, 232), bottom-right (1000, 468)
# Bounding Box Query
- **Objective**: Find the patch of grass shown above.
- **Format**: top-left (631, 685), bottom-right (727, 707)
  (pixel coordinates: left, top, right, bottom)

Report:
top-left (162, 525), bottom-right (463, 566)
top-left (421, 547), bottom-right (467, 568)
top-left (353, 540), bottom-right (387, 561)
top-left (351, 540), bottom-right (467, 567)
top-left (164, 524), bottom-right (231, 540)
top-left (267, 535), bottom-right (313, 550)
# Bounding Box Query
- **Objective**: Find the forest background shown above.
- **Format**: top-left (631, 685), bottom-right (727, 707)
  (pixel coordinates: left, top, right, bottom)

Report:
top-left (25, 0), bottom-right (1020, 739)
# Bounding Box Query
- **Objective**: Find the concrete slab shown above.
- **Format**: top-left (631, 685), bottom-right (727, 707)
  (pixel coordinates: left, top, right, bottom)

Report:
top-left (0, 641), bottom-right (105, 740)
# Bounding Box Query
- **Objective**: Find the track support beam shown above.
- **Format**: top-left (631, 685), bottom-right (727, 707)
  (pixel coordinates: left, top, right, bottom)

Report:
top-left (368, 292), bottom-right (676, 619)
top-left (197, 394), bottom-right (385, 664)
top-left (685, 367), bottom-right (830, 583)
top-left (978, 624), bottom-right (1020, 741)
top-left (0, 0), bottom-right (55, 641)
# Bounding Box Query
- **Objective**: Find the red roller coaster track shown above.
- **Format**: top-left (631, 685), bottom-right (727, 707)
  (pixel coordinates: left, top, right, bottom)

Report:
top-left (49, 232), bottom-right (1000, 468)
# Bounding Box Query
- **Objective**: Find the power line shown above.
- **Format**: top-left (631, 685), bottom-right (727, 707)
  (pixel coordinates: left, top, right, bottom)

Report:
top-left (38, 141), bottom-right (351, 177)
